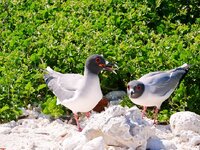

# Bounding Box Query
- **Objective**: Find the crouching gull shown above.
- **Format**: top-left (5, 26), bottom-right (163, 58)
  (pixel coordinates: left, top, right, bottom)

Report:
top-left (127, 63), bottom-right (190, 124)
top-left (44, 54), bottom-right (116, 131)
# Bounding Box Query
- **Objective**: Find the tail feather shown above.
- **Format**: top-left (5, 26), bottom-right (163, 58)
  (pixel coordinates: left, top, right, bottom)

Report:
top-left (180, 63), bottom-right (190, 71)
top-left (46, 66), bottom-right (54, 72)
top-left (44, 66), bottom-right (54, 84)
top-left (176, 63), bottom-right (190, 86)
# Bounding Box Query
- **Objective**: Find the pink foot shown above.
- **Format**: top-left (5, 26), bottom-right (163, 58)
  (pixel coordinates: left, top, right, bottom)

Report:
top-left (153, 107), bottom-right (159, 125)
top-left (142, 106), bottom-right (147, 118)
top-left (78, 127), bottom-right (82, 132)
top-left (74, 113), bottom-right (82, 132)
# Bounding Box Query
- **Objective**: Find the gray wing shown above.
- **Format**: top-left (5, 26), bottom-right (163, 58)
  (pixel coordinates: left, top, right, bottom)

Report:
top-left (139, 71), bottom-right (163, 80)
top-left (139, 67), bottom-right (189, 96)
top-left (44, 67), bottom-right (83, 101)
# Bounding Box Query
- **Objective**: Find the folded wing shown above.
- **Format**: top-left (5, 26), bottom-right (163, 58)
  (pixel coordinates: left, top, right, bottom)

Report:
top-left (44, 67), bottom-right (83, 101)
top-left (139, 65), bottom-right (189, 97)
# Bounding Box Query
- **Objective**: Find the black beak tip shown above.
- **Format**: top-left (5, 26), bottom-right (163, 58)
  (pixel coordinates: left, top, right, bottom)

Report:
top-left (131, 91), bottom-right (134, 95)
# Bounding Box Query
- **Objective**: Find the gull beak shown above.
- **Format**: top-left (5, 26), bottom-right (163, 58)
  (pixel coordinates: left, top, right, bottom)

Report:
top-left (101, 61), bottom-right (118, 74)
top-left (130, 89), bottom-right (135, 95)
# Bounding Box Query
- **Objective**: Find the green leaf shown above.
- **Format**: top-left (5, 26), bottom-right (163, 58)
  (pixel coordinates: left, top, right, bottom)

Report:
top-left (37, 84), bottom-right (47, 91)
top-left (0, 105), bottom-right (9, 114)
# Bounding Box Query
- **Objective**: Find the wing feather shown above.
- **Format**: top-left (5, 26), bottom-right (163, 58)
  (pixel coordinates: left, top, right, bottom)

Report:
top-left (139, 67), bottom-right (188, 96)
top-left (44, 68), bottom-right (83, 101)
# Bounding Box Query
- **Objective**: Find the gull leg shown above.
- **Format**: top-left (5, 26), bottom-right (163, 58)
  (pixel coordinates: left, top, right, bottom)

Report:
top-left (85, 112), bottom-right (91, 118)
top-left (74, 113), bottom-right (82, 132)
top-left (58, 113), bottom-right (82, 139)
top-left (142, 106), bottom-right (147, 118)
top-left (153, 107), bottom-right (159, 124)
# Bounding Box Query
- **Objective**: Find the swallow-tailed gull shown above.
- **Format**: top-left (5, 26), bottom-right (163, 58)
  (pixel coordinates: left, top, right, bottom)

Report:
top-left (44, 54), bottom-right (115, 131)
top-left (127, 63), bottom-right (190, 124)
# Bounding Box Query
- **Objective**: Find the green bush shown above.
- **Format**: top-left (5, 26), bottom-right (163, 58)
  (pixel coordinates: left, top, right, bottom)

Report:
top-left (0, 0), bottom-right (199, 123)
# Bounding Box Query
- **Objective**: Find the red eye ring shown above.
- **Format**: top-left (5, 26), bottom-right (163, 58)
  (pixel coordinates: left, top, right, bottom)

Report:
top-left (127, 85), bottom-right (130, 90)
top-left (95, 57), bottom-right (100, 63)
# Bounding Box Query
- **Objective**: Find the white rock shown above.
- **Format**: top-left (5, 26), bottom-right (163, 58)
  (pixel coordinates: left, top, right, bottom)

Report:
top-left (170, 111), bottom-right (200, 135)
top-left (0, 120), bottom-right (17, 128)
top-left (62, 133), bottom-right (88, 150)
top-left (82, 136), bottom-right (105, 150)
top-left (147, 137), bottom-right (177, 150)
top-left (0, 127), bottom-right (11, 134)
top-left (82, 105), bottom-right (155, 149)
top-left (37, 118), bottom-right (50, 127)
top-left (190, 135), bottom-right (200, 146)
top-left (45, 119), bottom-right (73, 137)
top-left (1, 106), bottom-right (200, 150)
top-left (62, 105), bottom-right (155, 149)
top-left (170, 111), bottom-right (200, 149)
top-left (38, 113), bottom-right (51, 119)
top-left (107, 146), bottom-right (125, 150)
top-left (9, 120), bottom-right (18, 127)
top-left (21, 119), bottom-right (38, 128)
top-left (20, 107), bottom-right (29, 116)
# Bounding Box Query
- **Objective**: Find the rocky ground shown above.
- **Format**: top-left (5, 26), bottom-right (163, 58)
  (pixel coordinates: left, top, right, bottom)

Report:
top-left (0, 104), bottom-right (200, 150)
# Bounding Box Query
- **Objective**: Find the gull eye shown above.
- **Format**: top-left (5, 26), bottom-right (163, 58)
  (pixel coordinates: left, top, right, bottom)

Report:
top-left (136, 85), bottom-right (141, 90)
top-left (127, 85), bottom-right (130, 90)
top-left (95, 57), bottom-right (100, 63)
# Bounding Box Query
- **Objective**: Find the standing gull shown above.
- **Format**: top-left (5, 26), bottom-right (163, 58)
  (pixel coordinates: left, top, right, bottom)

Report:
top-left (127, 64), bottom-right (190, 124)
top-left (44, 54), bottom-right (115, 131)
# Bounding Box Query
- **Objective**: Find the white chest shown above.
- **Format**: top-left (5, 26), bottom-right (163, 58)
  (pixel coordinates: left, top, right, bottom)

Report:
top-left (129, 85), bottom-right (169, 108)
top-left (63, 75), bottom-right (103, 112)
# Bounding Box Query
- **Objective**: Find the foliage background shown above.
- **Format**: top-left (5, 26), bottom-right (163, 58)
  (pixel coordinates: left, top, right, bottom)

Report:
top-left (0, 0), bottom-right (199, 123)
